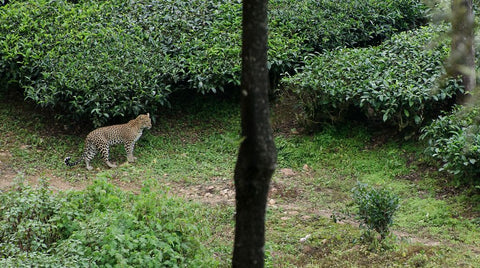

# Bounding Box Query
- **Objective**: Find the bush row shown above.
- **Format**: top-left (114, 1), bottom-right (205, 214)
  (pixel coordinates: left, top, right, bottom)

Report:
top-left (0, 179), bottom-right (216, 267)
top-left (269, 0), bottom-right (427, 52)
top-left (0, 0), bottom-right (427, 126)
top-left (281, 25), bottom-right (462, 130)
top-left (421, 105), bottom-right (480, 181)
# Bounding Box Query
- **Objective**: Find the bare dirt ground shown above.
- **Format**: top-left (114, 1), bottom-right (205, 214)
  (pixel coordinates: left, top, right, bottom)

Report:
top-left (0, 149), bottom-right (88, 192)
top-left (0, 149), bottom-right (15, 189)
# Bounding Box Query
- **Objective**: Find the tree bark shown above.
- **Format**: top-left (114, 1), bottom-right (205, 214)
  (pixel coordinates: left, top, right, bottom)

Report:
top-left (232, 0), bottom-right (276, 267)
top-left (450, 0), bottom-right (475, 104)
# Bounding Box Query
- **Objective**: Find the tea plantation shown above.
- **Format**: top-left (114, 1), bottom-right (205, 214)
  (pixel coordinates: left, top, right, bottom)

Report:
top-left (1, 0), bottom-right (479, 266)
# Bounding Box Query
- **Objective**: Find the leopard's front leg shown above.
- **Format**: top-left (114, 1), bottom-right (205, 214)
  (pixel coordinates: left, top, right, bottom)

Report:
top-left (124, 142), bottom-right (137, 163)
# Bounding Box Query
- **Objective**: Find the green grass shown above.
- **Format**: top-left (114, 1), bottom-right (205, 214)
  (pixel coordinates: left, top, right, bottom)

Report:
top-left (0, 93), bottom-right (479, 267)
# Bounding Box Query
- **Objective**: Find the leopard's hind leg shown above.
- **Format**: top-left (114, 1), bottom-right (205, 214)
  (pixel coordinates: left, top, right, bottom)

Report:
top-left (84, 142), bottom-right (98, 171)
top-left (98, 142), bottom-right (117, 168)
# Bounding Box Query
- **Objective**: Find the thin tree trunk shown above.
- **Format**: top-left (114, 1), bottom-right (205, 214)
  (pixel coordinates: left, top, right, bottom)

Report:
top-left (451, 0), bottom-right (475, 104)
top-left (232, 0), bottom-right (276, 267)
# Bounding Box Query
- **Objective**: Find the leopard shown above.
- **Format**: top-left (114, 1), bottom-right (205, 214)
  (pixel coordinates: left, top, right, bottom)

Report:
top-left (65, 113), bottom-right (152, 170)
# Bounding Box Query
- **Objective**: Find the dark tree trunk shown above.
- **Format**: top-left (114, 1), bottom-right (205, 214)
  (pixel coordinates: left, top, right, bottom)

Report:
top-left (232, 0), bottom-right (276, 267)
top-left (450, 0), bottom-right (476, 104)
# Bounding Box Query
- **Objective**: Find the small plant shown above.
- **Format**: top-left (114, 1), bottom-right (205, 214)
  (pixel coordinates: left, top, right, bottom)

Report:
top-left (352, 182), bottom-right (400, 240)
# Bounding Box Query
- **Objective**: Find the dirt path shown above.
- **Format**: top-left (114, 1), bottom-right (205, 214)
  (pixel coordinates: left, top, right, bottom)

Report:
top-left (162, 170), bottom-right (452, 250)
top-left (0, 149), bottom-right (87, 192)
top-left (0, 150), bottom-right (16, 190)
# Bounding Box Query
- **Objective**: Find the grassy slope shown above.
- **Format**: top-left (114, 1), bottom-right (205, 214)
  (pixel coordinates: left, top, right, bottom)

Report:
top-left (0, 93), bottom-right (479, 267)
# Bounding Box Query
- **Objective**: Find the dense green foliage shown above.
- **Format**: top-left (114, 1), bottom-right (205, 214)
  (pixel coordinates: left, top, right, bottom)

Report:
top-left (0, 180), bottom-right (63, 258)
top-left (0, 0), bottom-right (426, 126)
top-left (270, 0), bottom-right (427, 52)
top-left (0, 179), bottom-right (216, 267)
top-left (421, 106), bottom-right (480, 181)
top-left (352, 182), bottom-right (400, 239)
top-left (282, 25), bottom-right (461, 130)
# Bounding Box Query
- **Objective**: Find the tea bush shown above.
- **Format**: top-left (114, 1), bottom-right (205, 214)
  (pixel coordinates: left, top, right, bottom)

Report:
top-left (421, 105), bottom-right (480, 181)
top-left (269, 0), bottom-right (427, 52)
top-left (282, 25), bottom-right (461, 130)
top-left (352, 182), bottom-right (400, 239)
top-left (0, 179), bottom-right (216, 267)
top-left (0, 0), bottom-right (177, 126)
top-left (0, 0), bottom-right (426, 126)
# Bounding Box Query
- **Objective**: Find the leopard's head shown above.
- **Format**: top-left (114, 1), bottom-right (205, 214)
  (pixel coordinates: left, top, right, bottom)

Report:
top-left (137, 113), bottom-right (152, 129)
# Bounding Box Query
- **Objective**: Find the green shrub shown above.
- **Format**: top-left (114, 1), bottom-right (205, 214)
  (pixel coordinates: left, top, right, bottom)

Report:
top-left (352, 182), bottom-right (400, 239)
top-left (282, 24), bottom-right (461, 130)
top-left (421, 105), bottom-right (480, 181)
top-left (0, 0), bottom-right (175, 126)
top-left (0, 179), bottom-right (63, 257)
top-left (0, 179), bottom-right (216, 267)
top-left (0, 0), bottom-right (427, 126)
top-left (270, 0), bottom-right (427, 52)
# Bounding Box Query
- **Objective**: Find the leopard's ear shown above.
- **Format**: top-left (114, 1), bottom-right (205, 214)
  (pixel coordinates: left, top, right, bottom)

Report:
top-left (147, 113), bottom-right (150, 117)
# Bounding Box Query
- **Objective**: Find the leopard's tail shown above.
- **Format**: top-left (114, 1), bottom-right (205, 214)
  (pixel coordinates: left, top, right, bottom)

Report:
top-left (64, 156), bottom-right (82, 167)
